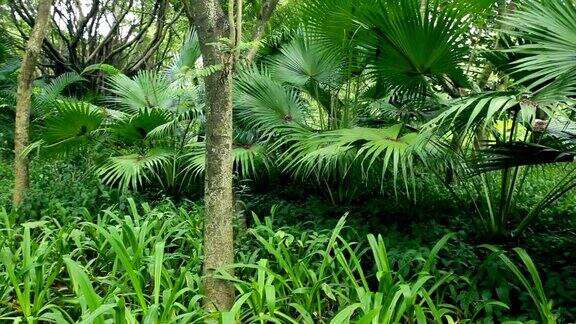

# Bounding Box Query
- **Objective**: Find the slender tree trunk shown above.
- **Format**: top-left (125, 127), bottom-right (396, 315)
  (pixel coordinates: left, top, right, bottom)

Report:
top-left (245, 0), bottom-right (279, 63)
top-left (12, 0), bottom-right (53, 208)
top-left (188, 0), bottom-right (235, 312)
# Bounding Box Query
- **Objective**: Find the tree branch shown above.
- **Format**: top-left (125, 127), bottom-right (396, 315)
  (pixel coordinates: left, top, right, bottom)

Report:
top-left (245, 0), bottom-right (279, 63)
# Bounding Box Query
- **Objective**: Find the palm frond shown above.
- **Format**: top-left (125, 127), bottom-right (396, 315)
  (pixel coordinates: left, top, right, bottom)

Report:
top-left (0, 36), bottom-right (7, 64)
top-left (360, 0), bottom-right (475, 98)
top-left (180, 134), bottom-right (274, 180)
top-left (179, 143), bottom-right (206, 180)
top-left (110, 108), bottom-right (173, 141)
top-left (268, 35), bottom-right (344, 88)
top-left (82, 63), bottom-right (122, 76)
top-left (97, 149), bottom-right (173, 191)
top-left (235, 66), bottom-right (309, 137)
top-left (146, 109), bottom-right (200, 141)
top-left (233, 130), bottom-right (274, 178)
top-left (39, 100), bottom-right (105, 154)
top-left (167, 29), bottom-right (202, 80)
top-left (0, 89), bottom-right (16, 107)
top-left (303, 0), bottom-right (373, 57)
top-left (425, 93), bottom-right (520, 137)
top-left (545, 117), bottom-right (576, 147)
top-left (476, 141), bottom-right (576, 172)
top-left (504, 0), bottom-right (576, 97)
top-left (0, 59), bottom-right (19, 88)
top-left (0, 101), bottom-right (14, 149)
top-left (267, 34), bottom-right (346, 117)
top-left (35, 72), bottom-right (86, 109)
top-left (106, 71), bottom-right (172, 113)
top-left (304, 0), bottom-right (483, 100)
top-left (281, 124), bottom-right (423, 194)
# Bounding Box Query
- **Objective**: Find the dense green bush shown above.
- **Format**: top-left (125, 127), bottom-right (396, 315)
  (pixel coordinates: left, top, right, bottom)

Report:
top-left (0, 157), bottom-right (118, 218)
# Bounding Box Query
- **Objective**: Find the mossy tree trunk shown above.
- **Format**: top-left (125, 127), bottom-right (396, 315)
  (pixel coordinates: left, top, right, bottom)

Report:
top-left (12, 0), bottom-right (54, 208)
top-left (188, 0), bottom-right (236, 312)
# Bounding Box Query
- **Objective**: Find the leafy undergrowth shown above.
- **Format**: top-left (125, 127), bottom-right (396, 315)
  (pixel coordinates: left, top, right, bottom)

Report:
top-left (242, 181), bottom-right (576, 321)
top-left (0, 198), bottom-right (563, 323)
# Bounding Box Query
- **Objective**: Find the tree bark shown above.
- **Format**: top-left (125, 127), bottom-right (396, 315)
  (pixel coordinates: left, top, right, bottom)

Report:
top-left (188, 0), bottom-right (236, 313)
top-left (245, 0), bottom-right (279, 63)
top-left (12, 0), bottom-right (53, 208)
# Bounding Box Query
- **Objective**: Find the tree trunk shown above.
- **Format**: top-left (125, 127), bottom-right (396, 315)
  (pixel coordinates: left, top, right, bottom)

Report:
top-left (245, 0), bottom-right (279, 63)
top-left (12, 0), bottom-right (54, 208)
top-left (188, 0), bottom-right (236, 313)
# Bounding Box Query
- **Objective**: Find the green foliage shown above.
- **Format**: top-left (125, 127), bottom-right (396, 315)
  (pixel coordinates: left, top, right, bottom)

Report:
top-left (2, 1), bottom-right (576, 322)
top-left (503, 0), bottom-right (576, 98)
top-left (0, 198), bottom-right (206, 322)
top-left (106, 72), bottom-right (173, 114)
top-left (39, 101), bottom-right (104, 153)
top-left (482, 245), bottom-right (557, 323)
top-left (280, 125), bottom-right (422, 197)
top-left (81, 63), bottom-right (122, 76)
top-left (220, 213), bottom-right (556, 323)
top-left (34, 72), bottom-right (87, 108)
top-left (0, 154), bottom-right (571, 322)
top-left (418, 0), bottom-right (576, 237)
top-left (98, 149), bottom-right (173, 191)
top-left (303, 0), bottom-right (489, 99)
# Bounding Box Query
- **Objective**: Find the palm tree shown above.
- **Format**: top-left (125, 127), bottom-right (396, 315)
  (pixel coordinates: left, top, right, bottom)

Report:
top-left (232, 0), bottom-right (493, 201)
top-left (29, 31), bottom-right (277, 196)
top-left (32, 32), bottom-right (205, 194)
top-left (425, 0), bottom-right (576, 236)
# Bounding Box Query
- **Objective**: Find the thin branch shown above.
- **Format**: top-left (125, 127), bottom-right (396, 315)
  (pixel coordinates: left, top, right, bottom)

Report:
top-left (245, 0), bottom-right (279, 63)
top-left (85, 0), bottom-right (133, 63)
top-left (70, 0), bottom-right (100, 50)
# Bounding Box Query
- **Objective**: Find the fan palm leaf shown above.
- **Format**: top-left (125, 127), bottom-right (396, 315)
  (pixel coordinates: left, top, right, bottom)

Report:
top-left (281, 124), bottom-right (422, 194)
top-left (268, 35), bottom-right (344, 88)
top-left (475, 140), bottom-right (576, 234)
top-left (233, 130), bottom-right (275, 178)
top-left (235, 67), bottom-right (309, 137)
top-left (37, 72), bottom-right (86, 104)
top-left (476, 142), bottom-right (576, 172)
top-left (360, 0), bottom-right (474, 98)
top-left (167, 29), bottom-right (202, 80)
top-left (504, 0), bottom-right (576, 97)
top-left (180, 136), bottom-right (274, 181)
top-left (425, 93), bottom-right (522, 137)
top-left (106, 71), bottom-right (172, 113)
top-left (302, 0), bottom-right (373, 58)
top-left (268, 34), bottom-right (348, 122)
top-left (110, 108), bottom-right (173, 141)
top-left (0, 59), bottom-right (19, 88)
top-left (97, 149), bottom-right (173, 191)
top-left (304, 0), bottom-right (488, 100)
top-left (39, 100), bottom-right (105, 154)
top-left (29, 72), bottom-right (87, 114)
